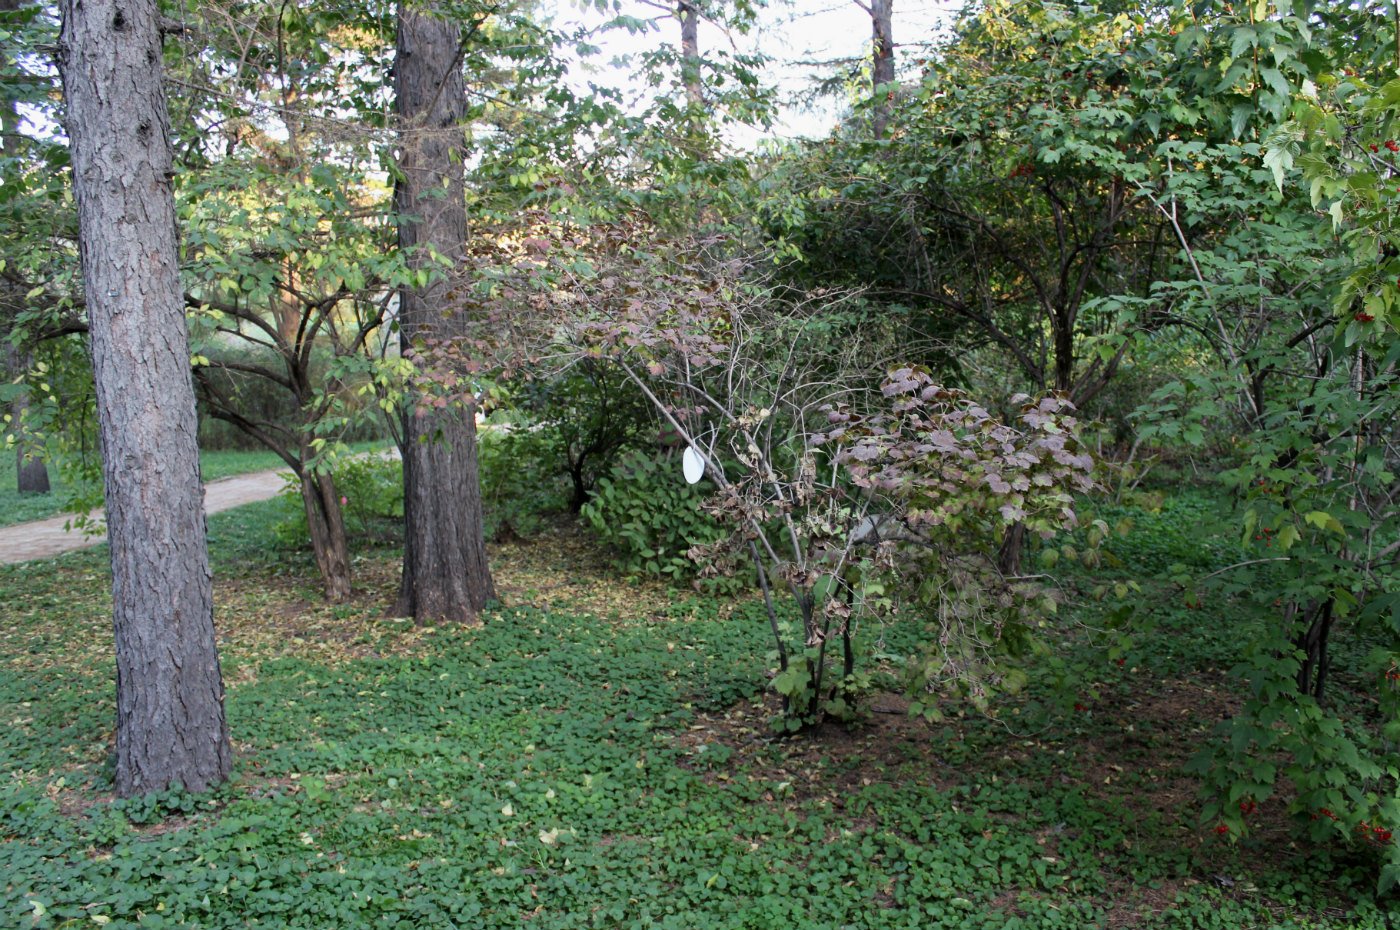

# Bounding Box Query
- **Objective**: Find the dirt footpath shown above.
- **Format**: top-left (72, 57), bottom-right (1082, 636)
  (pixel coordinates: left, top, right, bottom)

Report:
top-left (0, 468), bottom-right (290, 565)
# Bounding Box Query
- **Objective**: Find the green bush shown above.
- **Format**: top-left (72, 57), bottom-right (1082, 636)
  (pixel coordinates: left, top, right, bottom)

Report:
top-left (514, 362), bottom-right (655, 511)
top-left (477, 423), bottom-right (570, 540)
top-left (581, 451), bottom-right (745, 593)
top-left (273, 454), bottom-right (403, 550)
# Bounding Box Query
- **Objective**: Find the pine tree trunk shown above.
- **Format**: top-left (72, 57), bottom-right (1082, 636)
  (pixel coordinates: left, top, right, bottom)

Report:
top-left (391, 3), bottom-right (496, 624)
top-left (57, 0), bottom-right (230, 796)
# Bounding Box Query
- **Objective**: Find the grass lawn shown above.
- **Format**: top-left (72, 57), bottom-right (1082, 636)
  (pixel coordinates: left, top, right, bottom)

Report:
top-left (0, 499), bottom-right (1394, 928)
top-left (0, 442), bottom-right (395, 529)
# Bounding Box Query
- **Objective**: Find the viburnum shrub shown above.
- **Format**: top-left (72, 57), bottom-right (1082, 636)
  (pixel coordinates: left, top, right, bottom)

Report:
top-left (809, 371), bottom-right (1098, 716)
top-left (473, 215), bottom-right (1100, 727)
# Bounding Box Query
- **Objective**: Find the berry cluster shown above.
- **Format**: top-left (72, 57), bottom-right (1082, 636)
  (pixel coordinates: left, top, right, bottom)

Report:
top-left (1370, 140), bottom-right (1400, 153)
top-left (1353, 819), bottom-right (1393, 843)
top-left (1355, 312), bottom-right (1376, 323)
top-left (1216, 799), bottom-right (1260, 836)
top-left (1309, 808), bottom-right (1394, 842)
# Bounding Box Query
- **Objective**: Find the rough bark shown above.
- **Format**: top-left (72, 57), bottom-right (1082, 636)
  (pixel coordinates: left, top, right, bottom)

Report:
top-left (57, 0), bottom-right (231, 796)
top-left (391, 3), bottom-right (496, 624)
top-left (869, 0), bottom-right (894, 140)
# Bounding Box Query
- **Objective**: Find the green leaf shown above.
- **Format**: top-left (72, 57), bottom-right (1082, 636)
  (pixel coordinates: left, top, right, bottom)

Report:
top-left (1231, 103), bottom-right (1255, 140)
top-left (1263, 141), bottom-right (1295, 192)
top-left (1260, 68), bottom-right (1290, 101)
top-left (1303, 511), bottom-right (1344, 534)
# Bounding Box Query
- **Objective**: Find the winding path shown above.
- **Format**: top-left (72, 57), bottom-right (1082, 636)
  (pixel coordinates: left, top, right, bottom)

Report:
top-left (0, 468), bottom-right (289, 565)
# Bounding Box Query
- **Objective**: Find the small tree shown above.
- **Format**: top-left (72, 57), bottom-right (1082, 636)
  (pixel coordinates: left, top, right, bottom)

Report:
top-left (184, 165), bottom-right (410, 601)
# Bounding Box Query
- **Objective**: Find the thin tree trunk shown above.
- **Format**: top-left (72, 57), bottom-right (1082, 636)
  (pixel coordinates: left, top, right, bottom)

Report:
top-left (57, 0), bottom-right (230, 796)
top-left (299, 467), bottom-right (351, 601)
top-left (1296, 600), bottom-right (1334, 701)
top-left (391, 3), bottom-right (496, 624)
top-left (1, 0), bottom-right (49, 494)
top-left (679, 0), bottom-right (701, 106)
top-left (5, 340), bottom-right (50, 492)
top-left (1053, 309), bottom-right (1075, 395)
top-left (869, 0), bottom-right (894, 140)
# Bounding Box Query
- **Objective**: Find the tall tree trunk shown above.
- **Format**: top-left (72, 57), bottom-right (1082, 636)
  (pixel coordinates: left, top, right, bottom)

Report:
top-left (1, 0), bottom-right (50, 494)
top-left (679, 0), bottom-right (701, 106)
top-left (868, 0), bottom-right (894, 140)
top-left (391, 3), bottom-right (496, 624)
top-left (57, 0), bottom-right (230, 796)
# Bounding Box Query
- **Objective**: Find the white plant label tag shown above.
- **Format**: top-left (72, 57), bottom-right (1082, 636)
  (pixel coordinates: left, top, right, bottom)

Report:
top-left (682, 446), bottom-right (705, 484)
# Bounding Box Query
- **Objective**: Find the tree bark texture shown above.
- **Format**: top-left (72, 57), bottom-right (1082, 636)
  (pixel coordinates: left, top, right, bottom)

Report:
top-left (300, 465), bottom-right (351, 601)
top-left (679, 1), bottom-right (701, 106)
top-left (58, 0), bottom-right (231, 796)
top-left (392, 3), bottom-right (496, 624)
top-left (870, 0), bottom-right (894, 140)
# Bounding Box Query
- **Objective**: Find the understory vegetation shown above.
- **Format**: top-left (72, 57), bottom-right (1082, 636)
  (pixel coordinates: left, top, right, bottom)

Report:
top-left (0, 489), bottom-right (1395, 929)
top-left (7, 0), bottom-right (1400, 924)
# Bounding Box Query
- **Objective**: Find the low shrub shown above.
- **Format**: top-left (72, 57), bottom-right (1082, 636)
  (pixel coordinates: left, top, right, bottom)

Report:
top-left (477, 423), bottom-right (570, 541)
top-left (581, 450), bottom-right (746, 594)
top-left (273, 454), bottom-right (403, 550)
